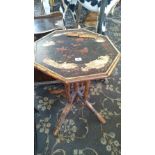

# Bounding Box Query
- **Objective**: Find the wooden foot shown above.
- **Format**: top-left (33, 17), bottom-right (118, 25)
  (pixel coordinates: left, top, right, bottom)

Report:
top-left (77, 91), bottom-right (106, 124)
top-left (85, 100), bottom-right (106, 124)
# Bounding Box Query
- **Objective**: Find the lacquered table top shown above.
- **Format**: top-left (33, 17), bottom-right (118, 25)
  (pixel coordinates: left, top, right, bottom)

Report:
top-left (34, 29), bottom-right (120, 83)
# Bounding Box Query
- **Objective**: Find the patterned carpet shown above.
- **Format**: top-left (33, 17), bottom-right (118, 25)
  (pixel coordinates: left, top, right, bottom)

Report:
top-left (34, 1), bottom-right (121, 155)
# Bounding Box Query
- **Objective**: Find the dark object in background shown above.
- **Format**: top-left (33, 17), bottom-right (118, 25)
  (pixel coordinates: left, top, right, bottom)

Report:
top-left (34, 68), bottom-right (56, 82)
top-left (97, 0), bottom-right (107, 34)
top-left (34, 12), bottom-right (64, 41)
top-left (34, 32), bottom-right (50, 41)
top-left (34, 12), bottom-right (64, 81)
top-left (34, 12), bottom-right (63, 34)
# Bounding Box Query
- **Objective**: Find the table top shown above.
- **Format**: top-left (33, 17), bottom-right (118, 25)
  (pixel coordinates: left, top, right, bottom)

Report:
top-left (34, 28), bottom-right (120, 83)
top-left (34, 12), bottom-right (64, 34)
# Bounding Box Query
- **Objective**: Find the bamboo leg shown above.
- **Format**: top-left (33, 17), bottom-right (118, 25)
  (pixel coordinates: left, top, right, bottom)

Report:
top-left (65, 83), bottom-right (71, 104)
top-left (78, 82), bottom-right (106, 124)
top-left (53, 80), bottom-right (106, 136)
top-left (83, 81), bottom-right (90, 100)
top-left (85, 100), bottom-right (106, 124)
top-left (53, 102), bottom-right (74, 136)
top-left (53, 83), bottom-right (77, 136)
top-left (74, 82), bottom-right (79, 93)
top-left (48, 89), bottom-right (64, 95)
top-left (74, 82), bottom-right (79, 102)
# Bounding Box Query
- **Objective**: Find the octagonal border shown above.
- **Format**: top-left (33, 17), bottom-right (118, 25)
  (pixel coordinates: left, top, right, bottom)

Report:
top-left (34, 28), bottom-right (121, 84)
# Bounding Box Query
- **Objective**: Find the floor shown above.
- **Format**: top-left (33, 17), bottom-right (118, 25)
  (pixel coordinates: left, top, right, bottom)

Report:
top-left (34, 1), bottom-right (121, 155)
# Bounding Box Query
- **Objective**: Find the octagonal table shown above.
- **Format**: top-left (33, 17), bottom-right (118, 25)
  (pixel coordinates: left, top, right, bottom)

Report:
top-left (34, 28), bottom-right (121, 136)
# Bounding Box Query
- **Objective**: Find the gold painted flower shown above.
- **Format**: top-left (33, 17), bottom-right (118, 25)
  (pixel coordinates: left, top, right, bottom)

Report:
top-left (36, 117), bottom-right (51, 134)
top-left (57, 119), bottom-right (77, 143)
top-left (101, 132), bottom-right (120, 155)
top-left (106, 84), bottom-right (114, 91)
top-left (90, 83), bottom-right (103, 96)
top-left (106, 145), bottom-right (112, 151)
top-left (38, 97), bottom-right (55, 111)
